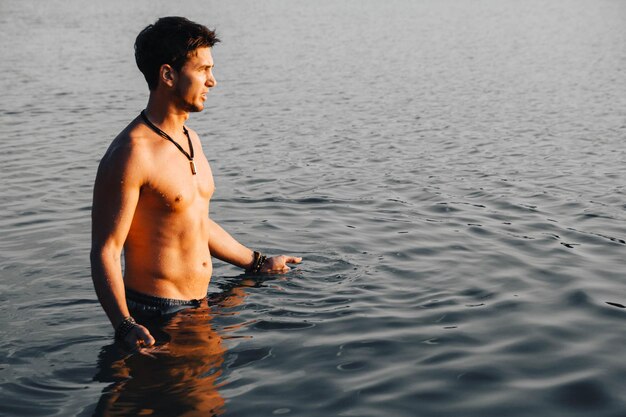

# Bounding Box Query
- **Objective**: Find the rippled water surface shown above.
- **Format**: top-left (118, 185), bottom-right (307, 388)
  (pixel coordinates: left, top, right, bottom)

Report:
top-left (1, 0), bottom-right (625, 416)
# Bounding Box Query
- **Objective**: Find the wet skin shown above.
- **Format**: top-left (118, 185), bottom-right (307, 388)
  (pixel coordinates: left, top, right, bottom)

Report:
top-left (91, 47), bottom-right (301, 348)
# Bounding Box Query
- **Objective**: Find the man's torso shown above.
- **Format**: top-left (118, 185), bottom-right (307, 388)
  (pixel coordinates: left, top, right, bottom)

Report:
top-left (112, 118), bottom-right (215, 299)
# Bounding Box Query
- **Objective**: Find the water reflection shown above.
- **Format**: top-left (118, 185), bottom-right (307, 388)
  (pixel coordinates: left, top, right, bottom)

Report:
top-left (92, 276), bottom-right (258, 417)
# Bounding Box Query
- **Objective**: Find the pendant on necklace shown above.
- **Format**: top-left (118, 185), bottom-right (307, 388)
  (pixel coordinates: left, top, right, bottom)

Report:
top-left (190, 160), bottom-right (197, 175)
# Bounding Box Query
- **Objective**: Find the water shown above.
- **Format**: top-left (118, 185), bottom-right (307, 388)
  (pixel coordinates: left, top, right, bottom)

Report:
top-left (1, 0), bottom-right (625, 415)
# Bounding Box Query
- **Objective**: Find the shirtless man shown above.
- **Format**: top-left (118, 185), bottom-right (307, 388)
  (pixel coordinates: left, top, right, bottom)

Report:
top-left (90, 17), bottom-right (301, 349)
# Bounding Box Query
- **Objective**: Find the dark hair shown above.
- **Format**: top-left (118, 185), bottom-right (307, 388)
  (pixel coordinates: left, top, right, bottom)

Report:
top-left (135, 16), bottom-right (220, 90)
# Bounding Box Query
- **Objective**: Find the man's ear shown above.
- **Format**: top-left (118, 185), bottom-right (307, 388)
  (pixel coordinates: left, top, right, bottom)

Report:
top-left (160, 64), bottom-right (176, 88)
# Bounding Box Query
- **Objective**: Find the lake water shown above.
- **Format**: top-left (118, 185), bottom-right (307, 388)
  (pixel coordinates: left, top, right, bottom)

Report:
top-left (1, 0), bottom-right (625, 416)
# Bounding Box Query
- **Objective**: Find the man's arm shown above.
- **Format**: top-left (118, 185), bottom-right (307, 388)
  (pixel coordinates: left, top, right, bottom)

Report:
top-left (207, 219), bottom-right (301, 272)
top-left (90, 141), bottom-right (154, 347)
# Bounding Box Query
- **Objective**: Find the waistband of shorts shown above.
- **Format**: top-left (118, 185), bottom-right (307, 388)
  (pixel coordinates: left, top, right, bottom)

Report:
top-left (125, 288), bottom-right (204, 308)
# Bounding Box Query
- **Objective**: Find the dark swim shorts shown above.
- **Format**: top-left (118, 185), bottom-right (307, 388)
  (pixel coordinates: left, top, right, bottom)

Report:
top-left (125, 288), bottom-right (205, 318)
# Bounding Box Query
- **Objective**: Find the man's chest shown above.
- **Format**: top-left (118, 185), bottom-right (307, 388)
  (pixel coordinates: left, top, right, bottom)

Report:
top-left (140, 154), bottom-right (215, 212)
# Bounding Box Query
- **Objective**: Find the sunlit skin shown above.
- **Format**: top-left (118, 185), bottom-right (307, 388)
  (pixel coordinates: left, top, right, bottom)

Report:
top-left (91, 47), bottom-right (301, 349)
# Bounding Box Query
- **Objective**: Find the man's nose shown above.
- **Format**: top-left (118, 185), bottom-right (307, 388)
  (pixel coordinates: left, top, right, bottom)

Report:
top-left (207, 74), bottom-right (217, 88)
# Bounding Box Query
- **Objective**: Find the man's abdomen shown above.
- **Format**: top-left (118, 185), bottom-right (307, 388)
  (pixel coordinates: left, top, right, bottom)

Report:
top-left (123, 221), bottom-right (213, 300)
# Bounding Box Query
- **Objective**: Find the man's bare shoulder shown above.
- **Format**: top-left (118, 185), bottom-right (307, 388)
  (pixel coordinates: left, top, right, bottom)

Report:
top-left (98, 117), bottom-right (155, 182)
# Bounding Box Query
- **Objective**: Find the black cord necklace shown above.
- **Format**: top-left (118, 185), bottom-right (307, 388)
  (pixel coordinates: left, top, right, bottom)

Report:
top-left (140, 110), bottom-right (197, 175)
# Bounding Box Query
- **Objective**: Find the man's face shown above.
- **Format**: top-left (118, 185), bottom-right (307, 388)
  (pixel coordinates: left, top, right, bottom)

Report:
top-left (173, 47), bottom-right (217, 112)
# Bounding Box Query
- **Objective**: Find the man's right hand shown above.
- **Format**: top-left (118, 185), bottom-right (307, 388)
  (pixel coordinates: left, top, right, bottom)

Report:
top-left (123, 324), bottom-right (156, 350)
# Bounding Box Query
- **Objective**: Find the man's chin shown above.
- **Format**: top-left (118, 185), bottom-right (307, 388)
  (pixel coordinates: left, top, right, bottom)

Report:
top-left (185, 103), bottom-right (204, 113)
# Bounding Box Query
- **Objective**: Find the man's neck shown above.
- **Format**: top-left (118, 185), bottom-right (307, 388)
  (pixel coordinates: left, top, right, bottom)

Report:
top-left (144, 95), bottom-right (189, 134)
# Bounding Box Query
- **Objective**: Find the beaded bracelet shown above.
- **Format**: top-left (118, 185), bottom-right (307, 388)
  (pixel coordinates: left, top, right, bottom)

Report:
top-left (254, 255), bottom-right (267, 273)
top-left (247, 251), bottom-right (268, 274)
top-left (115, 316), bottom-right (138, 341)
top-left (248, 251), bottom-right (261, 272)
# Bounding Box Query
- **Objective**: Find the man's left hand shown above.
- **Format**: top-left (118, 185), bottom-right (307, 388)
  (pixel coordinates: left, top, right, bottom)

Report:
top-left (260, 255), bottom-right (302, 273)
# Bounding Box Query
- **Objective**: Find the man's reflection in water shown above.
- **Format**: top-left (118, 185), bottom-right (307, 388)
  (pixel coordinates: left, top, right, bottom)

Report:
top-left (92, 276), bottom-right (257, 417)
